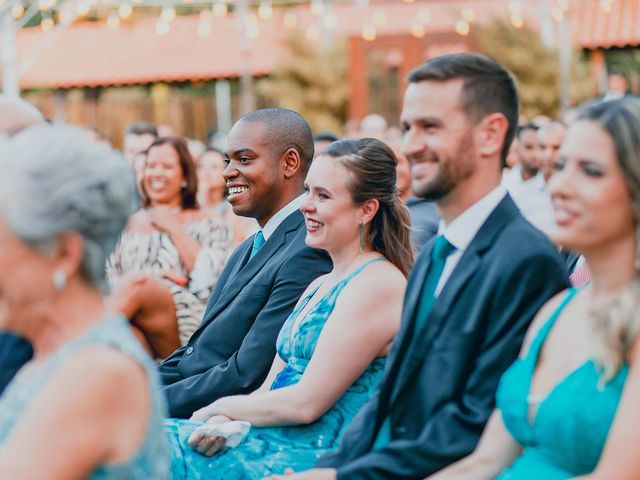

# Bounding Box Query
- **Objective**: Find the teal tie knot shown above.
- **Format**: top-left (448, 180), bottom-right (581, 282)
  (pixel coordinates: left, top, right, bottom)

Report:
top-left (431, 235), bottom-right (455, 261)
top-left (250, 231), bottom-right (265, 259)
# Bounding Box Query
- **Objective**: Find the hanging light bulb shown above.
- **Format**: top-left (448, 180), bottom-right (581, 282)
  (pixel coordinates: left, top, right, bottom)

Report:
top-left (161, 6), bottom-right (176, 22)
top-left (118, 2), bottom-right (133, 19)
top-left (462, 7), bottom-right (475, 22)
top-left (510, 13), bottom-right (523, 28)
top-left (38, 0), bottom-right (56, 12)
top-left (245, 13), bottom-right (260, 40)
top-left (311, 0), bottom-right (325, 17)
top-left (107, 11), bottom-right (120, 29)
top-left (213, 0), bottom-right (227, 17)
top-left (411, 21), bottom-right (426, 38)
top-left (258, 0), bottom-right (273, 19)
top-left (455, 19), bottom-right (470, 36)
top-left (11, 4), bottom-right (25, 19)
top-left (40, 15), bottom-right (55, 31)
top-left (362, 24), bottom-right (376, 42)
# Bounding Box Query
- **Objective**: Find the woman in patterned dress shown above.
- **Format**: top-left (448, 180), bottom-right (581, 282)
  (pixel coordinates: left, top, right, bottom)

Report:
top-left (108, 136), bottom-right (232, 358)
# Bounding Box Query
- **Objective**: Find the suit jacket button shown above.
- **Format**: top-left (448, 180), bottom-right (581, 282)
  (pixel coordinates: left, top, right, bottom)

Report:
top-left (186, 346), bottom-right (194, 355)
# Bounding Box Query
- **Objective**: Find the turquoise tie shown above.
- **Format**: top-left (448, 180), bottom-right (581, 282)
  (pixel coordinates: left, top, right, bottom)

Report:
top-left (373, 235), bottom-right (455, 449)
top-left (249, 231), bottom-right (265, 260)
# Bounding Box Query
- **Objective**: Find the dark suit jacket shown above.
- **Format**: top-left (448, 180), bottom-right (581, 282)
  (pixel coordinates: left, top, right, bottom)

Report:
top-left (317, 195), bottom-right (569, 479)
top-left (159, 210), bottom-right (332, 418)
top-left (406, 197), bottom-right (440, 253)
top-left (0, 332), bottom-right (33, 395)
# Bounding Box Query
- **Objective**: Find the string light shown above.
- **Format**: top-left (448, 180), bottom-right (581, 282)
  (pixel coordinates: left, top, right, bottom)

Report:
top-left (213, 0), bottom-right (227, 17)
top-left (411, 21), bottom-right (426, 38)
top-left (508, 1), bottom-right (523, 28)
top-left (161, 6), bottom-right (176, 23)
top-left (118, 2), bottom-right (133, 19)
top-left (455, 19), bottom-right (470, 36)
top-left (107, 11), bottom-right (120, 29)
top-left (310, 0), bottom-right (325, 17)
top-left (362, 24), bottom-right (376, 42)
top-left (600, 0), bottom-right (613, 13)
top-left (38, 0), bottom-right (56, 12)
top-left (40, 15), bottom-right (55, 31)
top-left (11, 4), bottom-right (25, 19)
top-left (258, 0), bottom-right (273, 20)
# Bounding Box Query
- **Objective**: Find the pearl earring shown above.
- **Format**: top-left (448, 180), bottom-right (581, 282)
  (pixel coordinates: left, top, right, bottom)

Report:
top-left (53, 270), bottom-right (67, 292)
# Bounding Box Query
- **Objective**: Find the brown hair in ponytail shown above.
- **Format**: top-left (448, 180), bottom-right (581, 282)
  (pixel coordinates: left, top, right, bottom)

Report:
top-left (323, 138), bottom-right (414, 276)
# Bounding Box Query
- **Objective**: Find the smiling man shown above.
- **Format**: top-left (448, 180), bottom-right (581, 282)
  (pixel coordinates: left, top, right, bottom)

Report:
top-left (158, 108), bottom-right (332, 418)
top-left (283, 53), bottom-right (568, 480)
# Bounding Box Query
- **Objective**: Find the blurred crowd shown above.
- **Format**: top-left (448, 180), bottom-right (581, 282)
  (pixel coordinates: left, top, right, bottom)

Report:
top-left (0, 53), bottom-right (639, 480)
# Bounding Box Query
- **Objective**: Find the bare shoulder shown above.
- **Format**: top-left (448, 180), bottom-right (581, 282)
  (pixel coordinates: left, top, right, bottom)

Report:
top-left (521, 288), bottom-right (575, 355)
top-left (337, 259), bottom-right (407, 312)
top-left (125, 210), bottom-right (153, 232)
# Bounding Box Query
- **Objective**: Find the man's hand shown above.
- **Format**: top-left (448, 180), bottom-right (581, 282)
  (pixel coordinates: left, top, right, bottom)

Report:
top-left (263, 468), bottom-right (337, 480)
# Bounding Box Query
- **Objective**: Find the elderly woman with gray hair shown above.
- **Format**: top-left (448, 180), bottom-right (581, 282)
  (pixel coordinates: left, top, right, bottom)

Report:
top-left (0, 124), bottom-right (169, 479)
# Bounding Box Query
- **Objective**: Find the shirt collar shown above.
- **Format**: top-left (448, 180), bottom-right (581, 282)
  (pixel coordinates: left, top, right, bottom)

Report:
top-left (261, 194), bottom-right (305, 240)
top-left (438, 185), bottom-right (507, 252)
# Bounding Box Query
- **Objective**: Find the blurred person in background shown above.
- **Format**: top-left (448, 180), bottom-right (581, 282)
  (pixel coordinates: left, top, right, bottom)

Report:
top-left (197, 145), bottom-right (257, 249)
top-left (428, 97), bottom-right (640, 480)
top-left (359, 113), bottom-right (388, 139)
top-left (108, 136), bottom-right (232, 358)
top-left (313, 132), bottom-right (339, 158)
top-left (123, 122), bottom-right (158, 197)
top-left (389, 139), bottom-right (439, 253)
top-left (0, 95), bottom-right (45, 395)
top-left (537, 121), bottom-right (567, 184)
top-left (0, 124), bottom-right (169, 479)
top-left (601, 71), bottom-right (631, 102)
top-left (505, 124), bottom-right (555, 236)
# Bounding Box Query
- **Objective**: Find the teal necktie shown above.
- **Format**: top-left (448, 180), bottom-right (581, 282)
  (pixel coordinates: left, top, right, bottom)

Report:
top-left (249, 231), bottom-right (265, 260)
top-left (373, 235), bottom-right (455, 449)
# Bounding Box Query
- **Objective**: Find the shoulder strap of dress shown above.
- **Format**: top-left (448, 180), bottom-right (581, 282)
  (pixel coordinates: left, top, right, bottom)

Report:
top-left (526, 288), bottom-right (578, 361)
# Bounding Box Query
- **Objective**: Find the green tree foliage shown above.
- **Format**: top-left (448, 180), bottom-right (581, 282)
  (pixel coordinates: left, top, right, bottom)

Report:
top-left (475, 19), bottom-right (592, 118)
top-left (257, 31), bottom-right (348, 134)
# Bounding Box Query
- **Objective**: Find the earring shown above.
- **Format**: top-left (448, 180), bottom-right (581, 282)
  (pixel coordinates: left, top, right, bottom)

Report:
top-left (53, 270), bottom-right (67, 292)
top-left (181, 181), bottom-right (187, 188)
top-left (359, 222), bottom-right (365, 253)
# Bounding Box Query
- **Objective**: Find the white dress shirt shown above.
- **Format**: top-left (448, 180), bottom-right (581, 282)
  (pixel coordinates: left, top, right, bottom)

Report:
top-left (435, 185), bottom-right (507, 297)
top-left (260, 194), bottom-right (306, 241)
top-left (506, 173), bottom-right (555, 237)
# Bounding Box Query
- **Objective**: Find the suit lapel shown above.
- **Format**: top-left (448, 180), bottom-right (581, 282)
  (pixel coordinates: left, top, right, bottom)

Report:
top-left (199, 211), bottom-right (304, 328)
top-left (390, 195), bottom-right (519, 404)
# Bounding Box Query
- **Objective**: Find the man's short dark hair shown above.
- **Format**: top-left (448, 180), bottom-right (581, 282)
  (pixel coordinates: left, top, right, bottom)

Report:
top-left (516, 123), bottom-right (539, 139)
top-left (125, 121), bottom-right (158, 138)
top-left (240, 108), bottom-right (315, 175)
top-left (408, 53), bottom-right (519, 164)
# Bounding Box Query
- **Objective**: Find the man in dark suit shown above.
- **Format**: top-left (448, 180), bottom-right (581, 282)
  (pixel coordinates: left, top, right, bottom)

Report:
top-left (284, 54), bottom-right (568, 479)
top-left (159, 108), bottom-right (332, 418)
top-left (0, 95), bottom-right (45, 394)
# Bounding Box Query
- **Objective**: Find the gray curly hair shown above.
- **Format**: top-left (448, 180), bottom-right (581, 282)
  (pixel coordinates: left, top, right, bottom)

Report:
top-left (0, 124), bottom-right (138, 292)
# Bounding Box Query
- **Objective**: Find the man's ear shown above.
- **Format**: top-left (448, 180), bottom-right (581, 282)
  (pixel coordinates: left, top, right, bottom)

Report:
top-left (474, 112), bottom-right (509, 160)
top-left (52, 232), bottom-right (85, 280)
top-left (282, 147), bottom-right (302, 179)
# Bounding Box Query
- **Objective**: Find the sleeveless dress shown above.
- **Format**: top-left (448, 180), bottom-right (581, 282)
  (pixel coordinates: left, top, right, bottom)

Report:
top-left (0, 315), bottom-right (170, 479)
top-left (166, 258), bottom-right (387, 480)
top-left (496, 289), bottom-right (629, 479)
top-left (108, 216), bottom-right (232, 345)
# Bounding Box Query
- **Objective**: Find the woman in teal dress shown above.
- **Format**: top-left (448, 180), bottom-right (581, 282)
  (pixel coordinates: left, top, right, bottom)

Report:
top-left (167, 138), bottom-right (414, 479)
top-left (0, 125), bottom-right (169, 478)
top-left (427, 99), bottom-right (640, 479)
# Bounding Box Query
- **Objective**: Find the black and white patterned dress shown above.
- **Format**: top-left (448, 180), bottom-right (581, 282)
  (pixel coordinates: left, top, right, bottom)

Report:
top-left (107, 217), bottom-right (232, 345)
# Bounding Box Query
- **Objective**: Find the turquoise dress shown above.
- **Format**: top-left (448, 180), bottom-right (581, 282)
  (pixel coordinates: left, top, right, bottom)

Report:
top-left (0, 315), bottom-right (170, 479)
top-left (166, 258), bottom-right (387, 479)
top-left (496, 289), bottom-right (628, 479)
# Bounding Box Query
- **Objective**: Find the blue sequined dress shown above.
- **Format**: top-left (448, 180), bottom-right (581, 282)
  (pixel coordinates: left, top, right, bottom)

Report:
top-left (496, 289), bottom-right (628, 479)
top-left (166, 258), bottom-right (387, 480)
top-left (0, 315), bottom-right (170, 479)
